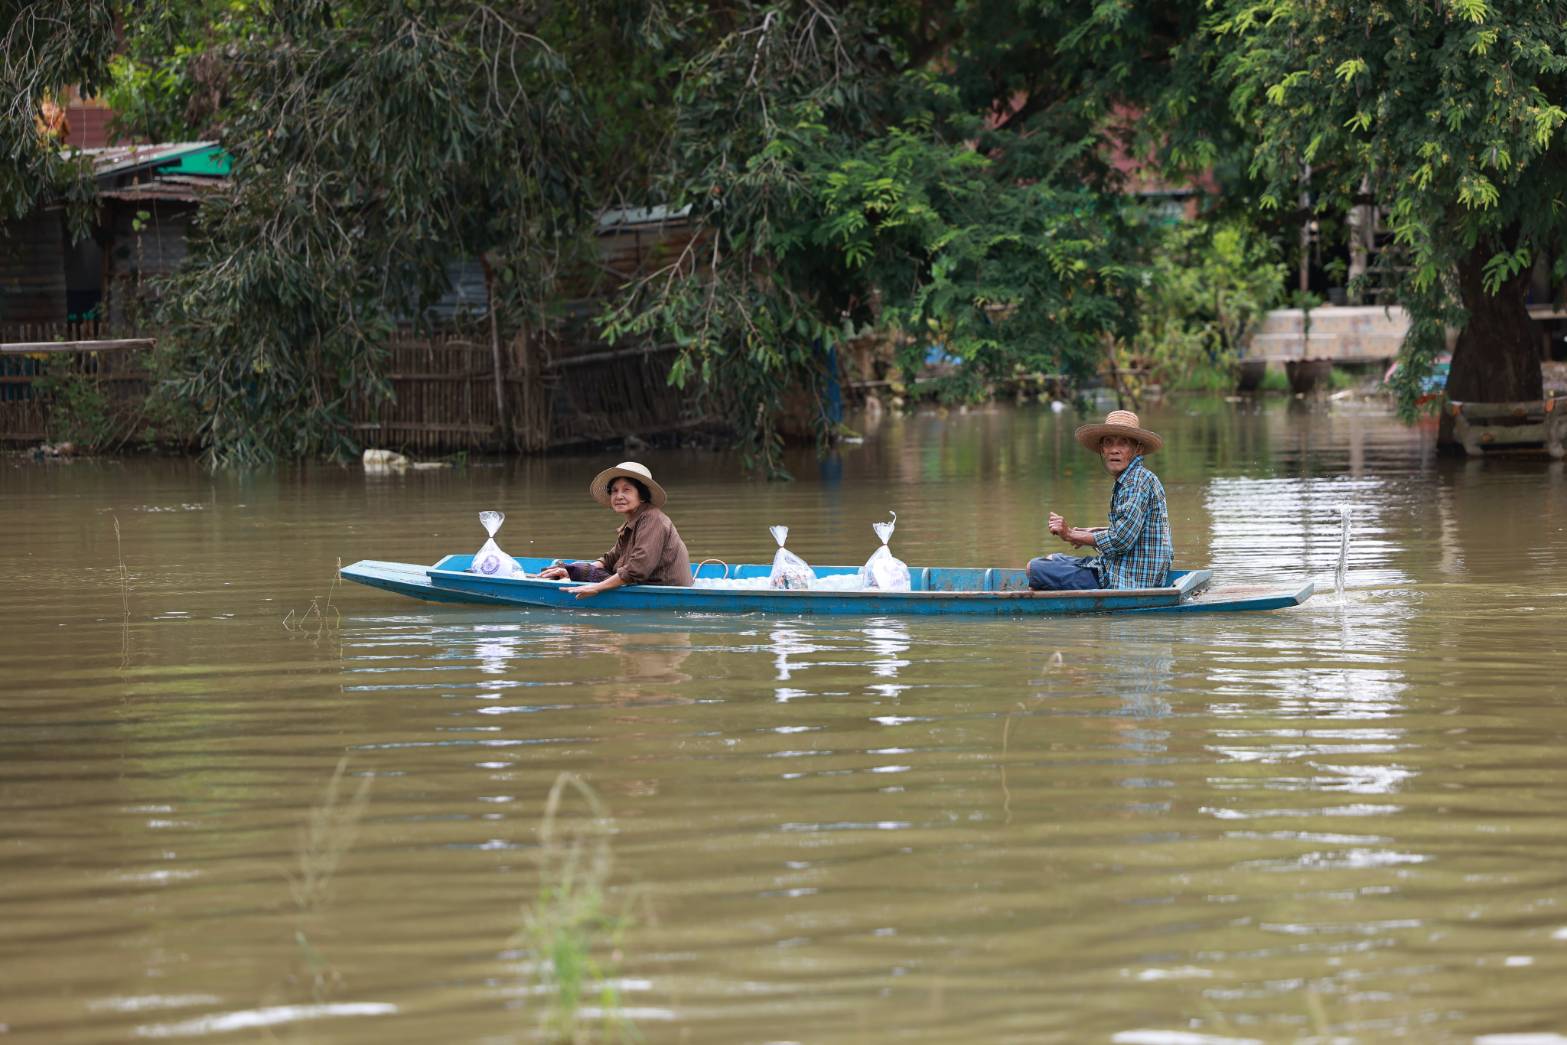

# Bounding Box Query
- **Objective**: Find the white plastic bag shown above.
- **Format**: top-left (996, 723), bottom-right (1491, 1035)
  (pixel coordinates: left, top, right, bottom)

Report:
top-left (768, 525), bottom-right (815, 590)
top-left (470, 510), bottom-right (526, 578)
top-left (858, 511), bottom-right (911, 591)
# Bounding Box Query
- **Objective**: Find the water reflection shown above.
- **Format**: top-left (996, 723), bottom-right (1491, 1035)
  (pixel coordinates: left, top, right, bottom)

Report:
top-left (1202, 460), bottom-right (1417, 807)
top-left (473, 622), bottom-right (522, 676)
top-left (345, 611), bottom-right (702, 707)
top-left (862, 618), bottom-right (910, 697)
top-left (767, 621), bottom-right (810, 690)
top-left (526, 618), bottom-right (699, 707)
top-left (1000, 621), bottom-right (1181, 828)
top-left (1109, 622), bottom-right (1175, 723)
top-left (1204, 475), bottom-right (1411, 589)
top-left (766, 616), bottom-right (910, 700)
top-left (587, 626), bottom-right (694, 704)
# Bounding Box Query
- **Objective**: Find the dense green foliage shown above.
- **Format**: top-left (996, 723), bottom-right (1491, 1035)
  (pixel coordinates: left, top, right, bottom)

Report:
top-left (98, 0), bottom-right (248, 142)
top-left (7, 0), bottom-right (1566, 466)
top-left (154, 1), bottom-right (608, 463)
top-left (144, 0), bottom-right (1211, 471)
top-left (603, 1), bottom-right (1205, 472)
top-left (604, 13), bottom-right (1143, 470)
top-left (1119, 220), bottom-right (1286, 400)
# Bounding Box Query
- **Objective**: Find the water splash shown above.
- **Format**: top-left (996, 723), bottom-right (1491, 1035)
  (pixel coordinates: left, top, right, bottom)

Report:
top-left (1335, 505), bottom-right (1350, 603)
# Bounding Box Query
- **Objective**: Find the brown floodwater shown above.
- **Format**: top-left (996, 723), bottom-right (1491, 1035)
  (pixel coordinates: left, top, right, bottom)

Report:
top-left (3, 398), bottom-right (1566, 1044)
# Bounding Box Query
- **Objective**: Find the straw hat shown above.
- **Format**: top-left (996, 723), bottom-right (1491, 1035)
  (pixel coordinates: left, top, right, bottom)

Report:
top-left (589, 461), bottom-right (668, 508)
top-left (1074, 409), bottom-right (1164, 454)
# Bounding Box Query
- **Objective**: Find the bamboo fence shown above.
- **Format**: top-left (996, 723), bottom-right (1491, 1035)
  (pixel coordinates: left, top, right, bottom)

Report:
top-left (2, 321), bottom-right (702, 452)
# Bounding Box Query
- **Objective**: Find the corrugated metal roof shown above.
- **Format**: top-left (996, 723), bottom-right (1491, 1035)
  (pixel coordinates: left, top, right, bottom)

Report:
top-left (596, 204), bottom-right (692, 231)
top-left (99, 174), bottom-right (226, 203)
top-left (80, 143), bottom-right (230, 203)
top-left (81, 142), bottom-right (219, 178)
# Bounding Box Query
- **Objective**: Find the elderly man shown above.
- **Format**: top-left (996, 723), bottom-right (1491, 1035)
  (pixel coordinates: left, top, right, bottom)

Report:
top-left (1028, 410), bottom-right (1173, 591)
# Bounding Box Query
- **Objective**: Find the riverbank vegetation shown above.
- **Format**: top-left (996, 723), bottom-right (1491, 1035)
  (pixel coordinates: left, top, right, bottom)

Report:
top-left (6, 1), bottom-right (1566, 472)
top-left (1114, 220), bottom-right (1289, 404)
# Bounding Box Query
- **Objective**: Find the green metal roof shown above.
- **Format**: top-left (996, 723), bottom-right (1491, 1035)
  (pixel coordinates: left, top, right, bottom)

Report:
top-left (157, 146), bottom-right (231, 177)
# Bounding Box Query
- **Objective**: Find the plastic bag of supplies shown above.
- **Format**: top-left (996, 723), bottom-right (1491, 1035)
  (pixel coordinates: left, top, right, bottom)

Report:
top-left (768, 525), bottom-right (815, 590)
top-left (470, 510), bottom-right (526, 578)
top-left (858, 512), bottom-right (911, 591)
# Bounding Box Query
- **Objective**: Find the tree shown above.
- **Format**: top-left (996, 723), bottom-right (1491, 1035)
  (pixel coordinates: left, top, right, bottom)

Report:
top-left (154, 1), bottom-right (612, 464)
top-left (1206, 0), bottom-right (1567, 411)
top-left (97, 0), bottom-right (253, 143)
top-left (0, 1), bottom-right (116, 237)
top-left (601, 0), bottom-right (1216, 474)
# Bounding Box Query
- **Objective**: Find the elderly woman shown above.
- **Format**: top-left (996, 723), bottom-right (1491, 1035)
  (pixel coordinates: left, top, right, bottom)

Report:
top-left (537, 461), bottom-right (693, 597)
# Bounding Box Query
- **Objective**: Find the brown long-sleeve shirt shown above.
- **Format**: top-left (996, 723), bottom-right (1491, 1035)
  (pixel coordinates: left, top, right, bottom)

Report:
top-left (600, 506), bottom-right (693, 586)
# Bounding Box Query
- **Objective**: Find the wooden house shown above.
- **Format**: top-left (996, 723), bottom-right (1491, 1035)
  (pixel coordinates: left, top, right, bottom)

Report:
top-left (0, 141), bottom-right (228, 341)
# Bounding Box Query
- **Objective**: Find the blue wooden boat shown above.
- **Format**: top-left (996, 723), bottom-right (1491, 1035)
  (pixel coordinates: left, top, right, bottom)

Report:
top-left (339, 555), bottom-right (1313, 616)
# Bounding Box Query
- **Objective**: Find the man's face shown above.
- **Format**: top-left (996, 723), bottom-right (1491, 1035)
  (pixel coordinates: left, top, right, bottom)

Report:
top-left (1099, 434), bottom-right (1140, 476)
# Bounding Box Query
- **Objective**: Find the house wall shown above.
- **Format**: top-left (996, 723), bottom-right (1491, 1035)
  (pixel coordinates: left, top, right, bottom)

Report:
top-left (65, 103), bottom-right (118, 150)
top-left (0, 212), bottom-right (67, 326)
top-left (106, 204), bottom-right (194, 327)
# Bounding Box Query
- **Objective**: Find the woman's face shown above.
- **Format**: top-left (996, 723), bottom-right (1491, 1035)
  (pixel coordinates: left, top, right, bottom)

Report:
top-left (608, 477), bottom-right (644, 515)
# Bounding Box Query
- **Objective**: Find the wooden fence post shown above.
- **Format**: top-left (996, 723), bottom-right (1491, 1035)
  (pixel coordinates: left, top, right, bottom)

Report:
top-left (480, 253), bottom-right (510, 445)
top-left (513, 322), bottom-right (550, 452)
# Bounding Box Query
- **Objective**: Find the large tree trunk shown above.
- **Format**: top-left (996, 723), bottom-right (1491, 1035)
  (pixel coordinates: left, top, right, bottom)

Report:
top-left (1445, 240), bottom-right (1543, 404)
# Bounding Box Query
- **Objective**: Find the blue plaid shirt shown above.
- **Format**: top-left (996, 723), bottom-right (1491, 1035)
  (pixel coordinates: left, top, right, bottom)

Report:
top-left (1089, 455), bottom-right (1172, 589)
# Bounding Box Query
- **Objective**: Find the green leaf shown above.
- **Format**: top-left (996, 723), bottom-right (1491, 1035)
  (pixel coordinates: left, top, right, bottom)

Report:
top-left (1333, 58), bottom-right (1367, 84)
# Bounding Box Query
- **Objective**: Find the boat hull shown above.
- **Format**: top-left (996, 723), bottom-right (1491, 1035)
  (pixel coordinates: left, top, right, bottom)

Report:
top-left (330, 555), bottom-right (1317, 617)
top-left (1126, 580), bottom-right (1314, 614)
top-left (336, 559), bottom-right (518, 605)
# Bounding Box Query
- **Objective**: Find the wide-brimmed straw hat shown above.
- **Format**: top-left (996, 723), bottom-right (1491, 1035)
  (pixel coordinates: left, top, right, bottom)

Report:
top-left (589, 461), bottom-right (668, 508)
top-left (1074, 409), bottom-right (1164, 454)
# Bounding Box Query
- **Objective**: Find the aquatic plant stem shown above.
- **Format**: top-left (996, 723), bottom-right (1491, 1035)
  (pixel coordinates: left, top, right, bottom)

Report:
top-left (113, 513), bottom-right (130, 667)
top-left (112, 513), bottom-right (129, 618)
top-left (288, 756), bottom-right (373, 1004)
top-left (517, 772), bottom-right (635, 1042)
top-left (326, 558), bottom-right (342, 625)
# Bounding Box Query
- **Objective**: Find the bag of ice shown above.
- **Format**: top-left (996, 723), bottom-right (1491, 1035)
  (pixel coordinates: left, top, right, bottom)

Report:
top-left (470, 510), bottom-right (526, 578)
top-left (858, 512), bottom-right (911, 591)
top-left (768, 525), bottom-right (816, 590)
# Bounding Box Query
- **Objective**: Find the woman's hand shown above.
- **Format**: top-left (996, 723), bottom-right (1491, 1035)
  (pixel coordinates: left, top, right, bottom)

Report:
top-left (565, 571), bottom-right (624, 598)
top-left (539, 565), bottom-right (569, 580)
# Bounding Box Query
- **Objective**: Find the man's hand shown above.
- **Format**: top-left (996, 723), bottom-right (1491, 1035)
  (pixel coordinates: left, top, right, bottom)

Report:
top-left (539, 565), bottom-right (569, 580)
top-left (1050, 512), bottom-right (1094, 549)
top-left (564, 584), bottom-right (600, 599)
